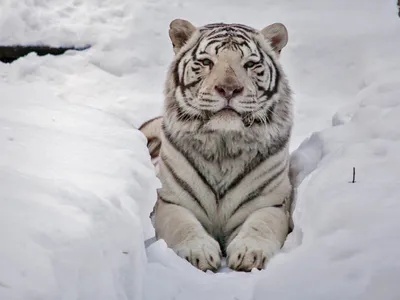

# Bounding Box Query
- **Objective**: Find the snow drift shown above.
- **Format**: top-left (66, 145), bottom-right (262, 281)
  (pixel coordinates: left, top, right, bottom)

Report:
top-left (0, 1), bottom-right (160, 299)
top-left (1, 0), bottom-right (400, 299)
top-left (253, 25), bottom-right (400, 300)
top-left (0, 80), bottom-right (159, 300)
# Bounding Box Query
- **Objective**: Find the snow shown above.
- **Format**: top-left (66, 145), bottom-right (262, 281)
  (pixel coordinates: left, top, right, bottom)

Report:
top-left (0, 12), bottom-right (160, 298)
top-left (255, 62), bottom-right (400, 299)
top-left (1, 0), bottom-right (400, 299)
top-left (0, 80), bottom-right (160, 299)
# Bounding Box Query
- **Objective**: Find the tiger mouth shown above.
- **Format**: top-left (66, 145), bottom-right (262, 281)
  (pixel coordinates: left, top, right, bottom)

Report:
top-left (217, 107), bottom-right (240, 115)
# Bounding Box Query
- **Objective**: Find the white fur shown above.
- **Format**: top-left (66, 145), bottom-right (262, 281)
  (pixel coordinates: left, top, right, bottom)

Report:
top-left (143, 20), bottom-right (294, 272)
top-left (226, 207), bottom-right (289, 270)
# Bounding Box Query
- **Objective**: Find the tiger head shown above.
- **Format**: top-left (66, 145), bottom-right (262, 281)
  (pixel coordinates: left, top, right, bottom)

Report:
top-left (164, 19), bottom-right (292, 132)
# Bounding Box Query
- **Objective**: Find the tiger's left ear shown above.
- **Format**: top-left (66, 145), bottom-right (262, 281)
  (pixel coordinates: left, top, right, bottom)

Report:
top-left (169, 19), bottom-right (197, 54)
top-left (261, 23), bottom-right (288, 55)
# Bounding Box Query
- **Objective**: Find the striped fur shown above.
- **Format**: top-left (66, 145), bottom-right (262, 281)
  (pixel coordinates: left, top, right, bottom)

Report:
top-left (139, 116), bottom-right (162, 172)
top-left (140, 19), bottom-right (294, 272)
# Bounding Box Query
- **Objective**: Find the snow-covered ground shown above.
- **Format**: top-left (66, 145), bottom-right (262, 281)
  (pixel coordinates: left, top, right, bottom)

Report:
top-left (1, 0), bottom-right (400, 299)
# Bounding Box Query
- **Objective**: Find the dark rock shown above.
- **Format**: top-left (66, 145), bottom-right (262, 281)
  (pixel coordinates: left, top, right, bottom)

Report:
top-left (0, 45), bottom-right (90, 63)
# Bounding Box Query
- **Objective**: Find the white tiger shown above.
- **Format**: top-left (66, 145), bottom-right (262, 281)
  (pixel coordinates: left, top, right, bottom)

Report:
top-left (139, 19), bottom-right (294, 272)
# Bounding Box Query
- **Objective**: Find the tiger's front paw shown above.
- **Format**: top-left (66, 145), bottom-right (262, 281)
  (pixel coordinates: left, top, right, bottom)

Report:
top-left (226, 235), bottom-right (280, 272)
top-left (173, 234), bottom-right (222, 272)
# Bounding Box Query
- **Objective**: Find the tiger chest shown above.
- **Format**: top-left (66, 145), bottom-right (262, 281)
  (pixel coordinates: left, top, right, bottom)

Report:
top-left (183, 133), bottom-right (261, 198)
top-left (195, 158), bottom-right (249, 197)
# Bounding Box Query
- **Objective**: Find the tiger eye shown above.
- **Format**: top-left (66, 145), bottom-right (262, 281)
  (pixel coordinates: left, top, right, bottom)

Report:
top-left (244, 61), bottom-right (256, 69)
top-left (200, 59), bottom-right (213, 67)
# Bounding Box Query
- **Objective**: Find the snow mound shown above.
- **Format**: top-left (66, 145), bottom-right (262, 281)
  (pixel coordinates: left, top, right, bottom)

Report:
top-left (252, 22), bottom-right (400, 300)
top-left (0, 0), bottom-right (138, 47)
top-left (0, 51), bottom-right (159, 300)
top-left (1, 1), bottom-right (163, 299)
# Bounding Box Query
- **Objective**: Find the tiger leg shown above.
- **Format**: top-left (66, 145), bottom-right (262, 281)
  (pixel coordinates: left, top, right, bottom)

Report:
top-left (154, 199), bottom-right (222, 271)
top-left (226, 206), bottom-right (289, 272)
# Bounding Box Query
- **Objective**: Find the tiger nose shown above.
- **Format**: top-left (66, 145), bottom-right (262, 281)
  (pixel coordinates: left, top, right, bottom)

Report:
top-left (215, 84), bottom-right (244, 101)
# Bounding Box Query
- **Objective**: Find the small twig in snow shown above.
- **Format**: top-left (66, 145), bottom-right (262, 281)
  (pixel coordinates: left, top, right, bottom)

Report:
top-left (349, 167), bottom-right (356, 183)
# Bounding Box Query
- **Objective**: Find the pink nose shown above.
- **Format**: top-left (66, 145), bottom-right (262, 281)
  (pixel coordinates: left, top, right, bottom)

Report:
top-left (215, 84), bottom-right (244, 101)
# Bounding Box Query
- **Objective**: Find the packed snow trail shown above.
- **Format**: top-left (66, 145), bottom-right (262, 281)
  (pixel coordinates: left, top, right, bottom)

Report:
top-left (1, 0), bottom-right (400, 299)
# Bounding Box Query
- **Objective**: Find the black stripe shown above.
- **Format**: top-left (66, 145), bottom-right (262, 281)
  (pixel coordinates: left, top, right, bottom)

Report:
top-left (158, 196), bottom-right (179, 206)
top-left (230, 164), bottom-right (287, 217)
top-left (211, 27), bottom-right (252, 39)
top-left (230, 24), bottom-right (256, 33)
top-left (238, 41), bottom-right (252, 52)
top-left (219, 151), bottom-right (267, 198)
top-left (268, 60), bottom-right (276, 93)
top-left (262, 49), bottom-right (281, 100)
top-left (181, 92), bottom-right (198, 110)
top-left (162, 124), bottom-right (218, 198)
top-left (172, 36), bottom-right (204, 88)
top-left (173, 61), bottom-right (180, 88)
top-left (201, 98), bottom-right (219, 103)
top-left (234, 30), bottom-right (252, 41)
top-left (207, 32), bottom-right (251, 42)
top-left (257, 82), bottom-right (266, 92)
top-left (215, 41), bottom-right (229, 54)
top-left (204, 39), bottom-right (224, 50)
top-left (173, 56), bottom-right (189, 89)
top-left (238, 100), bottom-right (256, 105)
top-left (234, 43), bottom-right (245, 57)
top-left (205, 33), bottom-right (230, 40)
top-left (162, 156), bottom-right (209, 217)
top-left (208, 26), bottom-right (240, 34)
top-left (180, 59), bottom-right (189, 87)
top-left (191, 37), bottom-right (203, 60)
top-left (147, 138), bottom-right (161, 158)
top-left (202, 23), bottom-right (255, 34)
top-left (201, 23), bottom-right (226, 30)
top-left (183, 78), bottom-right (201, 89)
top-left (258, 46), bottom-right (265, 64)
top-left (198, 104), bottom-right (214, 108)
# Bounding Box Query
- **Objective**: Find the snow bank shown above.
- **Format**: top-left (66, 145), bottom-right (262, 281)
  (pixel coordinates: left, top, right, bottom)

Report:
top-left (0, 12), bottom-right (160, 299)
top-left (0, 0), bottom-right (140, 47)
top-left (1, 1), bottom-right (163, 299)
top-left (0, 81), bottom-right (158, 300)
top-left (252, 10), bottom-right (400, 300)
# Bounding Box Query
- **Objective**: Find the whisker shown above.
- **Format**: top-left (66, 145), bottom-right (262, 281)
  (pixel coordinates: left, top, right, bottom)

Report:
top-left (265, 107), bottom-right (281, 120)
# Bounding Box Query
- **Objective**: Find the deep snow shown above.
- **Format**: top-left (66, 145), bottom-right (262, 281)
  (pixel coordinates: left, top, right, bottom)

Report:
top-left (1, 0), bottom-right (400, 299)
top-left (0, 82), bottom-right (159, 299)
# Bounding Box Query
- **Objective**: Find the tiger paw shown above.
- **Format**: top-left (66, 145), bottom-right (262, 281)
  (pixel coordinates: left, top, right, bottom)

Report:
top-left (226, 235), bottom-right (279, 272)
top-left (173, 234), bottom-right (222, 272)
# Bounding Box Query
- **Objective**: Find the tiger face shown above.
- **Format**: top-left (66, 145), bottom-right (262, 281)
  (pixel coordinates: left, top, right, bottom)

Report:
top-left (165, 19), bottom-right (290, 131)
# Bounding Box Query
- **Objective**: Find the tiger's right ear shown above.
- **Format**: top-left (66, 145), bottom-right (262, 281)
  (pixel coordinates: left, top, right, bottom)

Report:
top-left (169, 19), bottom-right (197, 54)
top-left (261, 23), bottom-right (288, 56)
